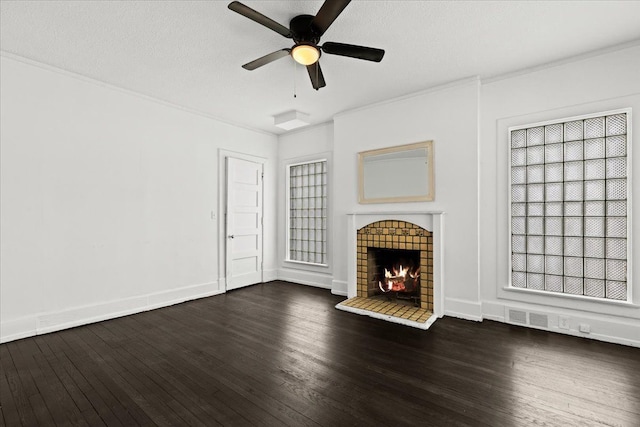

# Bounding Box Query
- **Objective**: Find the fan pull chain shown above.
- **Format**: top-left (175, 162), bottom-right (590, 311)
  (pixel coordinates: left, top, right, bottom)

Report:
top-left (293, 60), bottom-right (297, 98)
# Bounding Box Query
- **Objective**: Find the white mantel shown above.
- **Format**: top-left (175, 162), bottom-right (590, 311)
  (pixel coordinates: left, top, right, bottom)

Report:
top-left (346, 212), bottom-right (445, 319)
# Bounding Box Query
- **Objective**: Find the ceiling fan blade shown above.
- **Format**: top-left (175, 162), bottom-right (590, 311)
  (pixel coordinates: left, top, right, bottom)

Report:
top-left (228, 1), bottom-right (292, 38)
top-left (306, 62), bottom-right (326, 90)
top-left (311, 0), bottom-right (351, 36)
top-left (242, 49), bottom-right (290, 70)
top-left (322, 42), bottom-right (385, 62)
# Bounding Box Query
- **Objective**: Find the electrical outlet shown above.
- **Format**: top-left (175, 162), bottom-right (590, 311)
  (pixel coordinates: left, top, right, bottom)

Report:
top-left (579, 323), bottom-right (591, 333)
top-left (558, 316), bottom-right (570, 330)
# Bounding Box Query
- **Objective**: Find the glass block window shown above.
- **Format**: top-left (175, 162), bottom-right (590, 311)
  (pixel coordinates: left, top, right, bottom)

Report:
top-left (288, 160), bottom-right (328, 265)
top-left (510, 112), bottom-right (630, 301)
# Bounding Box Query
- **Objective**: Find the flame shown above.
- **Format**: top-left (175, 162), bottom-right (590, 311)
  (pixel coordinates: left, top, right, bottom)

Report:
top-left (384, 265), bottom-right (408, 279)
top-left (378, 265), bottom-right (419, 293)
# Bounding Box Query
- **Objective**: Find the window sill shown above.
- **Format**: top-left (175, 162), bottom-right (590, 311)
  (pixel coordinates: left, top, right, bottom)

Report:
top-left (284, 259), bottom-right (329, 269)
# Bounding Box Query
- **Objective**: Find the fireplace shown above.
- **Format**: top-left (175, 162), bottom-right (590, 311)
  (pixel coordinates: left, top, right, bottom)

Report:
top-left (357, 220), bottom-right (433, 311)
top-left (340, 212), bottom-right (444, 329)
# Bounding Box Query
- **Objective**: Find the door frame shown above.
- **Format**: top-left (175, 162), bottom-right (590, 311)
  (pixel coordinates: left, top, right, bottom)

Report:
top-left (218, 149), bottom-right (266, 291)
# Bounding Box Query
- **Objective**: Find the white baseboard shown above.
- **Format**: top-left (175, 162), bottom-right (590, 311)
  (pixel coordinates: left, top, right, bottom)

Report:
top-left (444, 297), bottom-right (483, 322)
top-left (331, 280), bottom-right (348, 296)
top-left (0, 281), bottom-right (222, 344)
top-left (0, 317), bottom-right (37, 343)
top-left (277, 268), bottom-right (333, 290)
top-left (482, 300), bottom-right (640, 348)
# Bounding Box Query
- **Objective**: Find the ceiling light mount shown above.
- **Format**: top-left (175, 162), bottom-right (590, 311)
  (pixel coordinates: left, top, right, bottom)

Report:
top-left (273, 110), bottom-right (311, 131)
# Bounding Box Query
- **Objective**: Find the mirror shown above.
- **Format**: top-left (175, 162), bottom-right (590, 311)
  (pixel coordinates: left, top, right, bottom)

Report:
top-left (358, 141), bottom-right (434, 204)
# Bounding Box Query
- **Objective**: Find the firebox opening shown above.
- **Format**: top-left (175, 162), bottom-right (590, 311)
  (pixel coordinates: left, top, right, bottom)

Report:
top-left (367, 247), bottom-right (420, 306)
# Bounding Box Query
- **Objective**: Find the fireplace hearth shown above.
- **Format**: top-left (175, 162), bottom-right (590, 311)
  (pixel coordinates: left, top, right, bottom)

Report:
top-left (339, 212), bottom-right (444, 329)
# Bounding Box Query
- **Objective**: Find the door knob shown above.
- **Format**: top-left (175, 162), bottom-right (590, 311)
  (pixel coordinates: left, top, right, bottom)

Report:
top-left (228, 235), bottom-right (235, 239)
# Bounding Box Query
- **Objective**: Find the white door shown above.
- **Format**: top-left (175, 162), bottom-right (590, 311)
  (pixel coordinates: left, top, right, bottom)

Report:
top-left (225, 157), bottom-right (263, 291)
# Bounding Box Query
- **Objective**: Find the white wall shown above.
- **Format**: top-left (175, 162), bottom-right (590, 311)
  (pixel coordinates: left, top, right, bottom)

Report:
top-left (0, 55), bottom-right (278, 342)
top-left (480, 44), bottom-right (640, 346)
top-left (332, 79), bottom-right (482, 318)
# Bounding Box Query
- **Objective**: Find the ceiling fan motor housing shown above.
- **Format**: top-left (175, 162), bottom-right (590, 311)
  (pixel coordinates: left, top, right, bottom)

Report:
top-left (290, 15), bottom-right (321, 45)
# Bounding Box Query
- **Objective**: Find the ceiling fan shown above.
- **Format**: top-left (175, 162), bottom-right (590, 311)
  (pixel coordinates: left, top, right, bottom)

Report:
top-left (228, 0), bottom-right (385, 90)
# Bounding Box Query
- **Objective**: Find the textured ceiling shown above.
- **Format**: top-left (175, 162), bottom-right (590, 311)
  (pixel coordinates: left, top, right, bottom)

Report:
top-left (2, 1), bottom-right (640, 135)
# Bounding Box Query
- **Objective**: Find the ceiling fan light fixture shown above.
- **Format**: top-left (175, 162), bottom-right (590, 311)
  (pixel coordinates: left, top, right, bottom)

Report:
top-left (229, 1), bottom-right (385, 90)
top-left (291, 44), bottom-right (320, 65)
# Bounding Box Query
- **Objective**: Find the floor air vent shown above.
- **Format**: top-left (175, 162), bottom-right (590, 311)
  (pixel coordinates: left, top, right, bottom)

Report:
top-left (508, 309), bottom-right (527, 325)
top-left (506, 307), bottom-right (550, 329)
top-left (529, 312), bottom-right (549, 328)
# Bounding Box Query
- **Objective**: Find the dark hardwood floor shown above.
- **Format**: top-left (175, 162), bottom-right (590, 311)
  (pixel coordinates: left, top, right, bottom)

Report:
top-left (1, 281), bottom-right (639, 427)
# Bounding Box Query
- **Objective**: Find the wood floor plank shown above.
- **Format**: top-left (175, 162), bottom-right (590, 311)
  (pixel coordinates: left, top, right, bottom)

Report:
top-left (182, 302), bottom-right (473, 425)
top-left (128, 317), bottom-right (285, 425)
top-left (27, 393), bottom-right (55, 426)
top-left (1, 281), bottom-right (639, 427)
top-left (183, 291), bottom-right (495, 425)
top-left (83, 326), bottom-right (214, 427)
top-left (95, 319), bottom-right (264, 426)
top-left (53, 332), bottom-right (133, 427)
top-left (1, 362), bottom-right (39, 426)
top-left (112, 309), bottom-right (292, 427)
top-left (0, 365), bottom-right (22, 427)
top-left (154, 307), bottom-right (345, 426)
top-left (30, 351), bottom-right (89, 427)
top-left (44, 333), bottom-right (124, 427)
top-left (68, 327), bottom-right (177, 427)
top-left (151, 305), bottom-right (359, 425)
top-left (32, 335), bottom-right (107, 426)
top-left (140, 308), bottom-right (320, 426)
top-left (5, 341), bottom-right (57, 426)
top-left (118, 318), bottom-right (280, 425)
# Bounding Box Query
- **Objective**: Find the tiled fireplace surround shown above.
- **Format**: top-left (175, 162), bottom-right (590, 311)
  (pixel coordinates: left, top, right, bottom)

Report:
top-left (343, 212), bottom-right (444, 329)
top-left (357, 221), bottom-right (433, 310)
